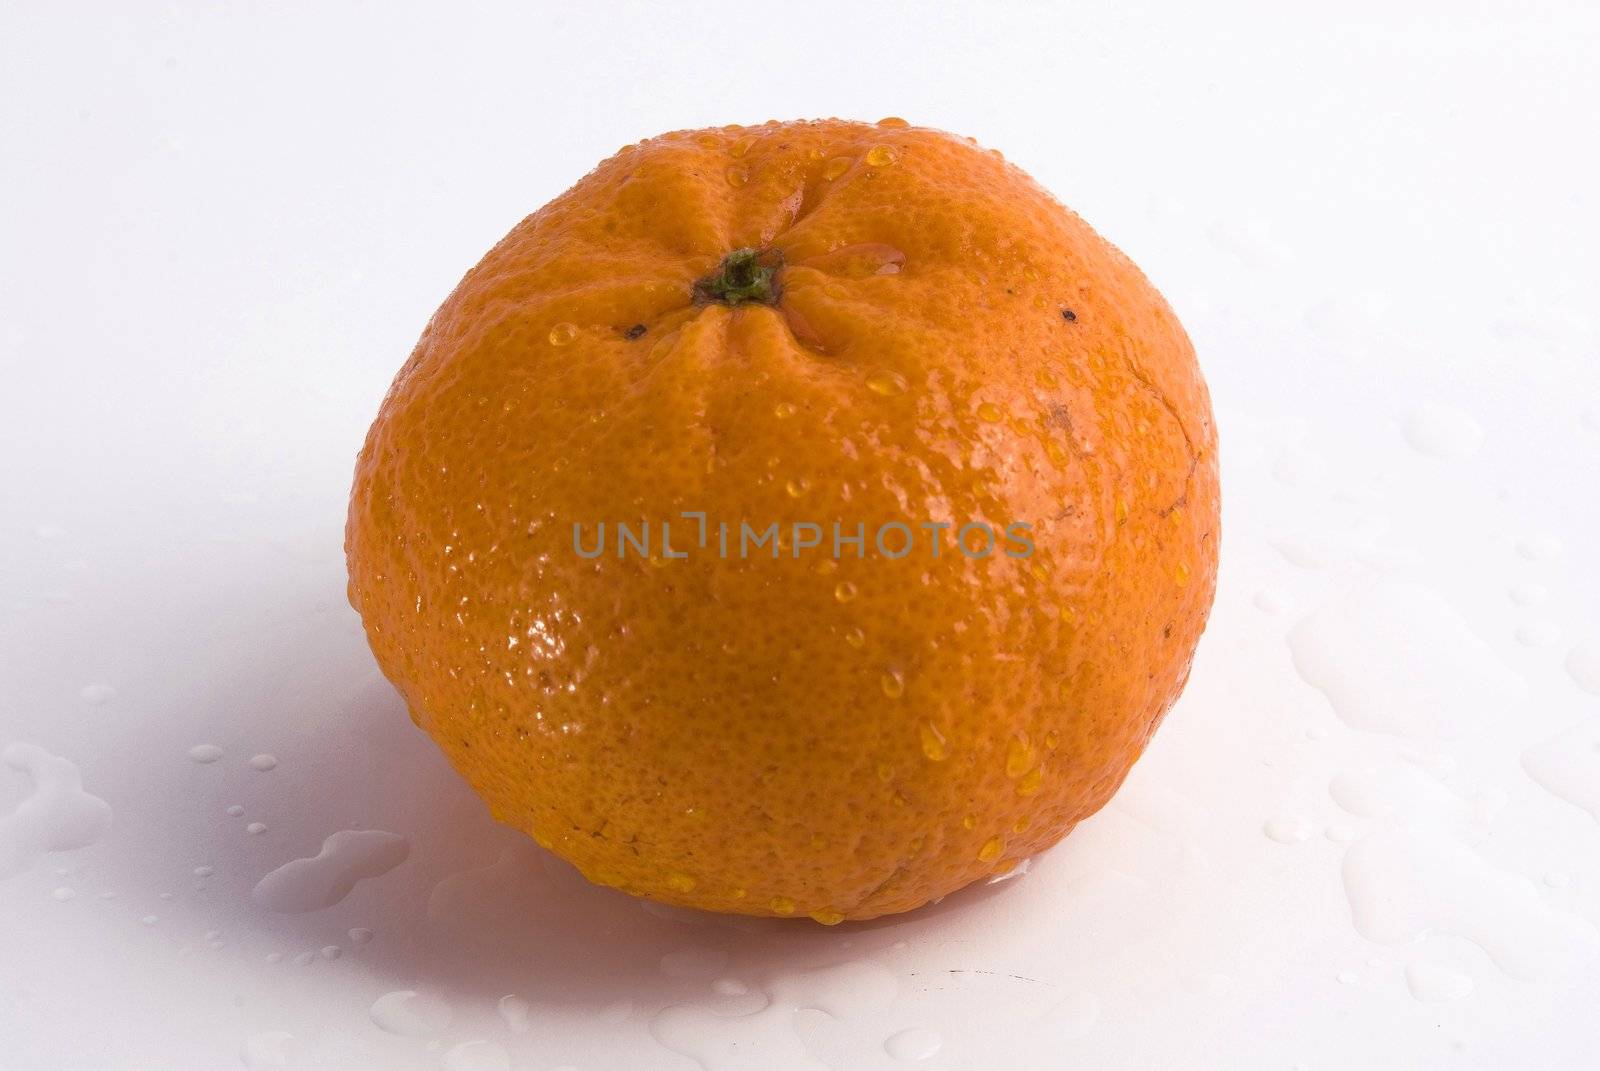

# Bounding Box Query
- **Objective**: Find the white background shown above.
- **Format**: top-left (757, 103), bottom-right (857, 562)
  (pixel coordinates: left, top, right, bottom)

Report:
top-left (2, 2), bottom-right (1598, 1069)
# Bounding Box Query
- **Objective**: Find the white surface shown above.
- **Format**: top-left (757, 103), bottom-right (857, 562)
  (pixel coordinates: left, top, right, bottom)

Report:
top-left (3, 3), bottom-right (1599, 1069)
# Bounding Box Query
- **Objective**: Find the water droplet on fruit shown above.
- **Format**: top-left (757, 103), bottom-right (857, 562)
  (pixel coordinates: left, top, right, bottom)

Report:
top-left (725, 166), bottom-right (749, 188)
top-left (880, 670), bottom-right (905, 699)
top-left (810, 907), bottom-right (845, 925)
top-left (918, 721), bottom-right (948, 762)
top-left (1005, 735), bottom-right (1033, 778)
top-left (865, 145), bottom-right (896, 167)
top-left (773, 401), bottom-right (797, 419)
top-left (785, 477), bottom-right (808, 498)
top-left (834, 581), bottom-right (858, 603)
top-left (1016, 768), bottom-right (1043, 796)
top-left (729, 134), bottom-right (756, 158)
top-left (547, 322), bottom-right (578, 347)
top-left (770, 896), bottom-right (796, 915)
top-left (866, 369), bottom-right (908, 396)
top-left (978, 837), bottom-right (1003, 862)
top-left (876, 117), bottom-right (910, 129)
top-left (976, 401), bottom-right (1003, 423)
top-left (666, 871), bottom-right (697, 893)
top-left (844, 627), bottom-right (866, 648)
top-left (823, 156), bottom-right (852, 180)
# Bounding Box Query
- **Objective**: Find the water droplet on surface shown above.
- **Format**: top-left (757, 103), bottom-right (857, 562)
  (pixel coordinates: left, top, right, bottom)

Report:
top-left (1403, 402), bottom-right (1484, 459)
top-left (252, 829), bottom-right (410, 913)
top-left (497, 993), bottom-right (531, 1033)
top-left (226, 804), bottom-right (245, 817)
top-left (1343, 827), bottom-right (1599, 978)
top-left (865, 368), bottom-right (908, 396)
top-left (547, 322), bottom-right (578, 347)
top-left (1523, 720), bottom-right (1600, 820)
top-left (1405, 960), bottom-right (1475, 1002)
top-left (247, 822), bottom-right (267, 835)
top-left (0, 744), bottom-right (113, 879)
top-left (78, 684), bottom-right (116, 705)
top-left (187, 744), bottom-right (223, 764)
top-left (1515, 621), bottom-right (1561, 647)
top-left (140, 915), bottom-right (158, 926)
top-left (348, 927), bottom-right (374, 945)
top-left (864, 145), bottom-right (898, 167)
top-left (1516, 534), bottom-right (1563, 561)
top-left (240, 1030), bottom-right (295, 1071)
top-left (319, 944), bottom-right (340, 960)
top-left (1264, 816), bottom-right (1314, 843)
top-left (370, 989), bottom-right (453, 1036)
top-left (661, 947), bottom-right (728, 980)
top-left (193, 865), bottom-right (213, 877)
top-left (1509, 583), bottom-right (1549, 606)
top-left (51, 885), bottom-right (75, 901)
top-left (651, 958), bottom-right (896, 1070)
top-left (885, 1027), bottom-right (941, 1061)
top-left (1565, 638), bottom-right (1600, 695)
top-left (918, 721), bottom-right (948, 762)
top-left (443, 1041), bottom-right (512, 1071)
top-left (248, 754), bottom-right (278, 771)
top-left (1271, 533), bottom-right (1337, 569)
top-left (1325, 824), bottom-right (1357, 843)
top-left (1288, 581), bottom-right (1523, 738)
top-left (711, 977), bottom-right (748, 996)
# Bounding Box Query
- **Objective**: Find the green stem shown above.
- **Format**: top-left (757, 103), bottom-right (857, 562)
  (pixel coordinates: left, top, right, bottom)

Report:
top-left (693, 247), bottom-right (783, 307)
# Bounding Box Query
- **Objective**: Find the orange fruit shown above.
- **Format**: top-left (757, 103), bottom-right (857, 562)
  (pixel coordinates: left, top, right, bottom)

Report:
top-left (346, 118), bottom-right (1218, 922)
